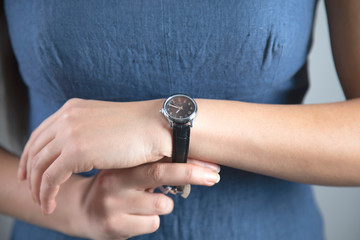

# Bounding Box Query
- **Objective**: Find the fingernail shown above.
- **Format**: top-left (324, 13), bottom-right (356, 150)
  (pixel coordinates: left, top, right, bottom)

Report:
top-left (188, 159), bottom-right (221, 173)
top-left (205, 163), bottom-right (221, 173)
top-left (204, 170), bottom-right (220, 185)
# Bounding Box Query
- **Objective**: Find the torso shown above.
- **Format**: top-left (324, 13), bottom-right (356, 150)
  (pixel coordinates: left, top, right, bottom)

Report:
top-left (5, 1), bottom-right (323, 239)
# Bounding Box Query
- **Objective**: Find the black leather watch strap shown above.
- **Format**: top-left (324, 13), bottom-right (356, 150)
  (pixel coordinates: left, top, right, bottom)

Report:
top-left (172, 124), bottom-right (190, 163)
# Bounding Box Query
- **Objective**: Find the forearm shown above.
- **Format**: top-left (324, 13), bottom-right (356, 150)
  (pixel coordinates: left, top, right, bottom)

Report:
top-left (190, 98), bottom-right (360, 186)
top-left (0, 147), bottom-right (85, 237)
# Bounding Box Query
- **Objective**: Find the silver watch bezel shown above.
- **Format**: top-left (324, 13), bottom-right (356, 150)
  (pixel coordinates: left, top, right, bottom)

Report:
top-left (160, 94), bottom-right (197, 127)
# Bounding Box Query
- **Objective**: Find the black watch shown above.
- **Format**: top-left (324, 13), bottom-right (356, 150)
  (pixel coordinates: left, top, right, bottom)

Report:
top-left (160, 94), bottom-right (197, 197)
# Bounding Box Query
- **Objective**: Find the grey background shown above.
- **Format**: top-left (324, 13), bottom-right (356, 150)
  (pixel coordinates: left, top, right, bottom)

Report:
top-left (1, 1), bottom-right (360, 239)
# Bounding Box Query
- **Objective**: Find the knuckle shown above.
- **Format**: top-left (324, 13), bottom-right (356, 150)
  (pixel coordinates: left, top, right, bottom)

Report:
top-left (32, 147), bottom-right (50, 170)
top-left (185, 166), bottom-right (195, 181)
top-left (153, 196), bottom-right (168, 213)
top-left (101, 215), bottom-right (116, 236)
top-left (101, 214), bottom-right (130, 239)
top-left (61, 107), bottom-right (79, 124)
top-left (31, 154), bottom-right (41, 172)
top-left (95, 172), bottom-right (110, 189)
top-left (42, 170), bottom-right (54, 189)
top-left (95, 171), bottom-right (114, 191)
top-left (119, 225), bottom-right (132, 240)
top-left (63, 98), bottom-right (82, 109)
top-left (28, 131), bottom-right (36, 142)
top-left (27, 128), bottom-right (40, 143)
top-left (104, 195), bottom-right (120, 210)
top-left (61, 128), bottom-right (88, 160)
top-left (147, 164), bottom-right (164, 183)
top-left (28, 148), bottom-right (37, 160)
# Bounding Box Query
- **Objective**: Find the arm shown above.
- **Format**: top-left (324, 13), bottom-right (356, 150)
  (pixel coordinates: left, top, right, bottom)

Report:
top-left (0, 147), bottom-right (83, 235)
top-left (21, 1), bottom-right (360, 214)
top-left (191, 99), bottom-right (360, 186)
top-left (325, 0), bottom-right (360, 99)
top-left (189, 0), bottom-right (360, 186)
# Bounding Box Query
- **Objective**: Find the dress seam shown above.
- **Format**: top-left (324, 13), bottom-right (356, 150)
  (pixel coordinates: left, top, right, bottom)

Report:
top-left (160, 0), bottom-right (173, 93)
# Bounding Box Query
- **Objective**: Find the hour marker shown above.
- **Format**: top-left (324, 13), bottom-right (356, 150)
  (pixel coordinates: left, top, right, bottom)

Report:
top-left (188, 103), bottom-right (191, 106)
top-left (188, 111), bottom-right (191, 114)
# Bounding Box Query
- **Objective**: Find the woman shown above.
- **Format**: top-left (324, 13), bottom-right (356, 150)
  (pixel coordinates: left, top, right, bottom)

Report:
top-left (2, 0), bottom-right (359, 239)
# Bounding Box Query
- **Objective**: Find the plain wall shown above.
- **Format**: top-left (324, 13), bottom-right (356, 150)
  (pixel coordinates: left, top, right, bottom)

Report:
top-left (1, 1), bottom-right (360, 239)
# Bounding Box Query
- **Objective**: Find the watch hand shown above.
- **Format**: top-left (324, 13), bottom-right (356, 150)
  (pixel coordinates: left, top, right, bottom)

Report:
top-left (169, 104), bottom-right (182, 110)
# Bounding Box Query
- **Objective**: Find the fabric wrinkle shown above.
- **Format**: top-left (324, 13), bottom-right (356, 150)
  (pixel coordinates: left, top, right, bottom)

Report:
top-left (4, 1), bottom-right (323, 239)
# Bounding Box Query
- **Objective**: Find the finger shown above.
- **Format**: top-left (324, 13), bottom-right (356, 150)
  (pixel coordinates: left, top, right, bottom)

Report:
top-left (26, 123), bottom-right (59, 189)
top-left (110, 215), bottom-right (160, 238)
top-left (158, 158), bottom-right (220, 172)
top-left (39, 155), bottom-right (73, 215)
top-left (18, 98), bottom-right (82, 180)
top-left (19, 111), bottom-right (61, 180)
top-left (187, 159), bottom-right (221, 173)
top-left (30, 140), bottom-right (61, 205)
top-left (126, 192), bottom-right (174, 216)
top-left (131, 163), bottom-right (220, 189)
top-left (18, 141), bottom-right (30, 180)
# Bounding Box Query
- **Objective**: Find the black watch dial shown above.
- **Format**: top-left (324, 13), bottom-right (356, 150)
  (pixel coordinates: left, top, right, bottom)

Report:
top-left (165, 95), bottom-right (196, 122)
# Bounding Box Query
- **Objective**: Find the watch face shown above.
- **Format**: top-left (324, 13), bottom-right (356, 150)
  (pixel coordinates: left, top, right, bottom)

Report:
top-left (164, 94), bottom-right (197, 123)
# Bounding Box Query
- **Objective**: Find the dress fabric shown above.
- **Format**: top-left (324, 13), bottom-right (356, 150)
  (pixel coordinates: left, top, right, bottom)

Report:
top-left (5, 0), bottom-right (323, 239)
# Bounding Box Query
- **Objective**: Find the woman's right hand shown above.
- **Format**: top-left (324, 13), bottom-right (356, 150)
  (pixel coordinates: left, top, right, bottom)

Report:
top-left (68, 159), bottom-right (220, 240)
top-left (18, 98), bottom-right (173, 214)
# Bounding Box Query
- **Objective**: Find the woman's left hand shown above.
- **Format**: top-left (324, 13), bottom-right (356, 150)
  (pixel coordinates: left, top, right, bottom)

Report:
top-left (74, 160), bottom-right (220, 240)
top-left (18, 98), bottom-right (172, 214)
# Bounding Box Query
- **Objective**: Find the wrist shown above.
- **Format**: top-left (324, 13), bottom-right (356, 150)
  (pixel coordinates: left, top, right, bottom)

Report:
top-left (149, 99), bottom-right (173, 159)
top-left (59, 175), bottom-right (91, 238)
top-left (158, 94), bottom-right (198, 162)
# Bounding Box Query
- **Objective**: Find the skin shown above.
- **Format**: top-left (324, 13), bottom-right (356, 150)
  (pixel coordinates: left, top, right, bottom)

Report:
top-left (1, 0), bottom-right (359, 239)
top-left (19, 0), bottom-right (360, 215)
top-left (0, 147), bottom-right (219, 239)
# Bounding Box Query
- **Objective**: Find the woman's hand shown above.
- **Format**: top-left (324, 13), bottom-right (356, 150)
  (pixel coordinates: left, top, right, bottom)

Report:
top-left (18, 98), bottom-right (173, 214)
top-left (66, 160), bottom-right (220, 240)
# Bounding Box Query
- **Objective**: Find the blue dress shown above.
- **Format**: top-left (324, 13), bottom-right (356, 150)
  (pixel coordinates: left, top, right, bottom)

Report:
top-left (5, 1), bottom-right (323, 239)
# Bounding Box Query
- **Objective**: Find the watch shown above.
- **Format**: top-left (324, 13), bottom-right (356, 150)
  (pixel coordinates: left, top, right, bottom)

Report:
top-left (160, 94), bottom-right (197, 198)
